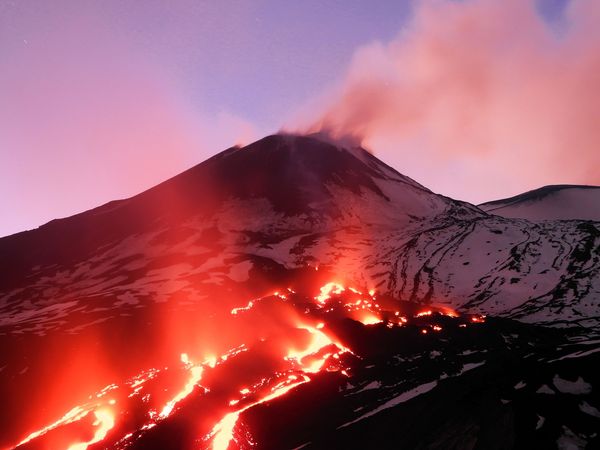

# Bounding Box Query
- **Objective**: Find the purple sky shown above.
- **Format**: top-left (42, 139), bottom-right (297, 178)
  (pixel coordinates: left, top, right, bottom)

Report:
top-left (0, 0), bottom-right (578, 237)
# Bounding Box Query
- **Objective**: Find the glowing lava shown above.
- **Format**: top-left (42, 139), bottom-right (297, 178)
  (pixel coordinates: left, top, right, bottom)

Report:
top-left (357, 312), bottom-right (384, 325)
top-left (13, 280), bottom-right (478, 449)
top-left (16, 406), bottom-right (89, 447)
top-left (67, 409), bottom-right (115, 450)
top-left (210, 377), bottom-right (310, 450)
top-left (209, 316), bottom-right (354, 449)
top-left (471, 314), bottom-right (487, 323)
top-left (315, 282), bottom-right (345, 304)
top-left (212, 411), bottom-right (240, 450)
top-left (159, 353), bottom-right (204, 418)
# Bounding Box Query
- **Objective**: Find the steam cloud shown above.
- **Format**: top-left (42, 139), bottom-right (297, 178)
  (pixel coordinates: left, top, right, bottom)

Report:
top-left (293, 0), bottom-right (600, 201)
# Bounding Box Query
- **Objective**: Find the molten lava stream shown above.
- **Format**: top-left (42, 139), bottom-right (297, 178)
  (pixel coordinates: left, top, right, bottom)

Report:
top-left (206, 321), bottom-right (351, 450)
top-left (158, 353), bottom-right (204, 419)
top-left (210, 377), bottom-right (309, 450)
top-left (67, 409), bottom-right (115, 450)
top-left (13, 281), bottom-right (471, 449)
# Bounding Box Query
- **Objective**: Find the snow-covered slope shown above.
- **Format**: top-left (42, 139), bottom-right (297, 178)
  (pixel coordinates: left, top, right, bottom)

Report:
top-left (480, 185), bottom-right (600, 221)
top-left (1, 135), bottom-right (599, 338)
top-left (2, 134), bottom-right (600, 449)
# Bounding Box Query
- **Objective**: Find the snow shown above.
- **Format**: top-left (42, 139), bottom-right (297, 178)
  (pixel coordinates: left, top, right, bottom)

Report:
top-left (553, 375), bottom-right (592, 395)
top-left (227, 260), bottom-right (253, 282)
top-left (551, 347), bottom-right (600, 362)
top-left (557, 426), bottom-right (587, 450)
top-left (514, 381), bottom-right (526, 390)
top-left (338, 381), bottom-right (438, 428)
top-left (480, 186), bottom-right (600, 221)
top-left (459, 361), bottom-right (485, 374)
top-left (536, 385), bottom-right (555, 395)
top-left (535, 415), bottom-right (545, 430)
top-left (579, 401), bottom-right (600, 418)
top-left (1, 134), bottom-right (599, 343)
top-left (0, 300), bottom-right (79, 327)
top-left (354, 381), bottom-right (381, 393)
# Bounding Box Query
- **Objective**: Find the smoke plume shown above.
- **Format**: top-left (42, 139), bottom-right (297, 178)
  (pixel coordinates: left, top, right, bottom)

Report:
top-left (292, 0), bottom-right (600, 202)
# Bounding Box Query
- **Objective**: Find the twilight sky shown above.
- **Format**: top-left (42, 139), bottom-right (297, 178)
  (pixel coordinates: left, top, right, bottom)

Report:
top-left (2, 0), bottom-right (596, 237)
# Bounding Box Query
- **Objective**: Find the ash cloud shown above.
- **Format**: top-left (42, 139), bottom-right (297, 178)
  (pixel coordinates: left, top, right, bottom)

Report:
top-left (291, 0), bottom-right (600, 202)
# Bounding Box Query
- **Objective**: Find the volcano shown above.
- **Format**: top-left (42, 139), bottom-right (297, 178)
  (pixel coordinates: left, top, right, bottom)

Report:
top-left (1, 134), bottom-right (599, 449)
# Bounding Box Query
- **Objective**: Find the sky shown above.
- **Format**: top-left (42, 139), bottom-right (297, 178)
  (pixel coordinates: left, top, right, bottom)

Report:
top-left (1, 0), bottom-right (596, 237)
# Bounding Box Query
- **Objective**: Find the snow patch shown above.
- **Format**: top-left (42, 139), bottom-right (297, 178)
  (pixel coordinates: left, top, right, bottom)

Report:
top-left (514, 380), bottom-right (526, 390)
top-left (579, 401), bottom-right (600, 418)
top-left (338, 381), bottom-right (438, 429)
top-left (553, 375), bottom-right (592, 395)
top-left (557, 426), bottom-right (587, 450)
top-left (536, 384), bottom-right (555, 395)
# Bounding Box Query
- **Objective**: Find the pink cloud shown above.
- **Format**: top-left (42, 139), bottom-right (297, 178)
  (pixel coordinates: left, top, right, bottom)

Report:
top-left (291, 0), bottom-right (600, 202)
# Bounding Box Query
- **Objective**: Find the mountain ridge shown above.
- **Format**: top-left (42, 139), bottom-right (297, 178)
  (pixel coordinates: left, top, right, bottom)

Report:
top-left (1, 134), bottom-right (598, 327)
top-left (480, 184), bottom-right (600, 221)
top-left (2, 133), bottom-right (600, 449)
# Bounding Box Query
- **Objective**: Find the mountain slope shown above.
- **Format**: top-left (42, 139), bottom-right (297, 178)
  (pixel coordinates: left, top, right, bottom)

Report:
top-left (479, 185), bottom-right (600, 221)
top-left (1, 134), bottom-right (600, 449)
top-left (1, 135), bottom-right (599, 337)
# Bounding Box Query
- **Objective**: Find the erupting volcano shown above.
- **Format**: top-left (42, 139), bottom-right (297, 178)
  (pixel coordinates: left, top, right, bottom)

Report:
top-left (2, 134), bottom-right (600, 449)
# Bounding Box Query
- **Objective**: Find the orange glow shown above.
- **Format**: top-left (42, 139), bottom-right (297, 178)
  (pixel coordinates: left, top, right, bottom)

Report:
top-left (286, 325), bottom-right (338, 372)
top-left (231, 300), bottom-right (255, 315)
top-left (206, 356), bottom-right (218, 368)
top-left (357, 313), bottom-right (383, 326)
top-left (315, 282), bottom-right (345, 304)
top-left (17, 406), bottom-right (89, 447)
top-left (13, 280), bottom-right (471, 449)
top-left (67, 409), bottom-right (115, 450)
top-left (211, 377), bottom-right (309, 450)
top-left (440, 307), bottom-right (459, 318)
top-left (159, 354), bottom-right (203, 418)
top-left (180, 353), bottom-right (191, 365)
top-left (212, 411), bottom-right (241, 450)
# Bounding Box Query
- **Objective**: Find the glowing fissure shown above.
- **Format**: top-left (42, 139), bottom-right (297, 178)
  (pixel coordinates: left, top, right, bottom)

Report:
top-left (209, 318), bottom-right (354, 449)
top-left (316, 282), bottom-right (345, 304)
top-left (16, 406), bottom-right (89, 447)
top-left (67, 409), bottom-right (115, 450)
top-left (16, 380), bottom-right (121, 448)
top-left (159, 353), bottom-right (204, 418)
top-left (471, 314), bottom-right (487, 323)
top-left (211, 376), bottom-right (310, 450)
top-left (358, 312), bottom-right (384, 325)
top-left (14, 281), bottom-right (482, 449)
top-left (231, 300), bottom-right (255, 315)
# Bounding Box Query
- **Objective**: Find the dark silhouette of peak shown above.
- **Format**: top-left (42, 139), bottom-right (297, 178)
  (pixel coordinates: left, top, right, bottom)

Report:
top-left (0, 134), bottom-right (449, 288)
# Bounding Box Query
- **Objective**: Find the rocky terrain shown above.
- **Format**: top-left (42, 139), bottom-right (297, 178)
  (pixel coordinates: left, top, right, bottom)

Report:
top-left (1, 134), bottom-right (599, 449)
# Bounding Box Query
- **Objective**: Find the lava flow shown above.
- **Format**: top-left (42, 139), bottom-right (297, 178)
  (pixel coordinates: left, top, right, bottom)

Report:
top-left (11, 280), bottom-right (484, 450)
